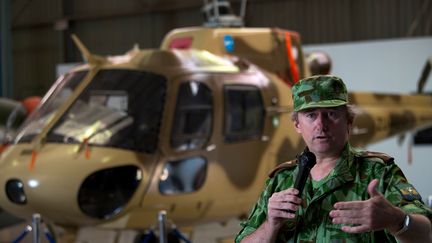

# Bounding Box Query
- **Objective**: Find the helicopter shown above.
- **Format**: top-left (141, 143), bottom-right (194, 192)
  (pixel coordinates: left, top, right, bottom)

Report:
top-left (0, 1), bottom-right (432, 243)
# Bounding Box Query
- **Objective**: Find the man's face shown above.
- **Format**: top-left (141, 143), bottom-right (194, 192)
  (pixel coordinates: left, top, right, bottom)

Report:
top-left (294, 106), bottom-right (351, 158)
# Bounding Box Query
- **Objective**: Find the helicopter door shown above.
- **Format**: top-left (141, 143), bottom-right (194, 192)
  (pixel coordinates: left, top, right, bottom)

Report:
top-left (143, 78), bottom-right (215, 222)
top-left (217, 76), bottom-right (267, 189)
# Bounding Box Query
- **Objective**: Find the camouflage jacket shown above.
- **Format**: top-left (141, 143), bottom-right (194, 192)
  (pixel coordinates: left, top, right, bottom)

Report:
top-left (235, 144), bottom-right (432, 242)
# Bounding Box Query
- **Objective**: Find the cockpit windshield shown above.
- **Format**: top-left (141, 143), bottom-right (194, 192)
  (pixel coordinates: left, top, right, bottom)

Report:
top-left (14, 71), bottom-right (86, 143)
top-left (15, 69), bottom-right (167, 154)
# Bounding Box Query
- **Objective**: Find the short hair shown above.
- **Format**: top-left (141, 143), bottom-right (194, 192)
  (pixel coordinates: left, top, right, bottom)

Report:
top-left (290, 105), bottom-right (355, 124)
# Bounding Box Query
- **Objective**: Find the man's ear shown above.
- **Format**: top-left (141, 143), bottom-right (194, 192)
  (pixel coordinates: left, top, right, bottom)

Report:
top-left (294, 119), bottom-right (302, 133)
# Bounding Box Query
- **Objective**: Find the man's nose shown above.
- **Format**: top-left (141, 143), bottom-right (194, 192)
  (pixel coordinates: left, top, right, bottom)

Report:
top-left (315, 113), bottom-right (329, 129)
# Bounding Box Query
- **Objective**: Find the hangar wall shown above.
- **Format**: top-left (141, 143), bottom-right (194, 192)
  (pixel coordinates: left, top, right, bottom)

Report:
top-left (8, 0), bottom-right (432, 99)
top-left (305, 37), bottom-right (432, 202)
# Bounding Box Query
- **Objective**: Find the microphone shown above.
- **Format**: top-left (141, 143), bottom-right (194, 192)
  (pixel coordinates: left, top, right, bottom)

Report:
top-left (293, 151), bottom-right (316, 198)
top-left (287, 151), bottom-right (316, 214)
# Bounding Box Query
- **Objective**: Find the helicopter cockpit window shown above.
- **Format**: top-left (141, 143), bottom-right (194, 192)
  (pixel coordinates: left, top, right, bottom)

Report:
top-left (171, 82), bottom-right (213, 151)
top-left (224, 85), bottom-right (264, 142)
top-left (14, 71), bottom-right (87, 143)
top-left (17, 69), bottom-right (167, 154)
top-left (159, 156), bottom-right (207, 195)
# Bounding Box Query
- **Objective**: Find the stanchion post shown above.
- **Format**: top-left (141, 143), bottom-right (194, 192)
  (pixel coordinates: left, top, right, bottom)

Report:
top-left (158, 210), bottom-right (167, 243)
top-left (32, 213), bottom-right (41, 243)
top-left (12, 225), bottom-right (32, 243)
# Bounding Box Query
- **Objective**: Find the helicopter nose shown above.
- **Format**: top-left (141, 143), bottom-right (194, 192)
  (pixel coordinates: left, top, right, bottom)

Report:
top-left (78, 165), bottom-right (142, 219)
top-left (5, 179), bottom-right (27, 205)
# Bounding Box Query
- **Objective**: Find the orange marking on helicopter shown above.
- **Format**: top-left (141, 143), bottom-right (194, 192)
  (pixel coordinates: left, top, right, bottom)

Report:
top-left (83, 138), bottom-right (91, 159)
top-left (28, 150), bottom-right (38, 171)
top-left (284, 31), bottom-right (299, 85)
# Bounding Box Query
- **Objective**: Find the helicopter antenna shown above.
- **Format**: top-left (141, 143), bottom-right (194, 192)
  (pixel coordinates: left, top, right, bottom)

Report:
top-left (239, 0), bottom-right (247, 21)
top-left (202, 0), bottom-right (247, 27)
top-left (417, 55), bottom-right (432, 93)
top-left (71, 34), bottom-right (106, 65)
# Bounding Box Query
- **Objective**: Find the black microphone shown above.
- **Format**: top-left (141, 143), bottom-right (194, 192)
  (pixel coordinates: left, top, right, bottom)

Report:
top-left (287, 151), bottom-right (316, 214)
top-left (293, 151), bottom-right (316, 198)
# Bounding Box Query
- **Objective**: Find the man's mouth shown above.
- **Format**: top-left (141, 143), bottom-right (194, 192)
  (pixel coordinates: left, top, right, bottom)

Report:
top-left (315, 135), bottom-right (329, 140)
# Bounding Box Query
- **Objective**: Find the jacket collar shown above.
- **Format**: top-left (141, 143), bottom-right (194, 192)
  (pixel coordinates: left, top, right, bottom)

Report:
top-left (309, 143), bottom-right (358, 202)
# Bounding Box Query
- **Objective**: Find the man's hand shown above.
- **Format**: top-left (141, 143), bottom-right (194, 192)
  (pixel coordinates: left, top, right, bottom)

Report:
top-left (240, 188), bottom-right (303, 243)
top-left (267, 188), bottom-right (303, 230)
top-left (329, 179), bottom-right (405, 233)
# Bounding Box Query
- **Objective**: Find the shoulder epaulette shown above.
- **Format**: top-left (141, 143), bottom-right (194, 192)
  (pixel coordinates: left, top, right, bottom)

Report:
top-left (358, 151), bottom-right (394, 164)
top-left (268, 159), bottom-right (297, 178)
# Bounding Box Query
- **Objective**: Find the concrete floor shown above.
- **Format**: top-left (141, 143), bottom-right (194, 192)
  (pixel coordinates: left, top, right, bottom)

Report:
top-left (0, 218), bottom-right (242, 243)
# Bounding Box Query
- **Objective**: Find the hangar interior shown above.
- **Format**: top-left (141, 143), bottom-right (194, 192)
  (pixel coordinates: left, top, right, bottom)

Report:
top-left (0, 0), bottom-right (431, 242)
top-left (2, 0), bottom-right (432, 98)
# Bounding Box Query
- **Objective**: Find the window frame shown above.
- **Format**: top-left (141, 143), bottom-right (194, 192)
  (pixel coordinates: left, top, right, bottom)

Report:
top-left (158, 156), bottom-right (208, 195)
top-left (170, 81), bottom-right (214, 151)
top-left (223, 84), bottom-right (265, 142)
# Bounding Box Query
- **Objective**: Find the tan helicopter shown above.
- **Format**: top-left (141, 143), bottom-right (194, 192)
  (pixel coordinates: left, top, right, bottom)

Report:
top-left (1, 5), bottom-right (432, 243)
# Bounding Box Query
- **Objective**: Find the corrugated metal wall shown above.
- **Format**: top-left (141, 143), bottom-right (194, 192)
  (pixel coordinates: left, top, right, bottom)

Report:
top-left (8, 0), bottom-right (432, 98)
top-left (244, 0), bottom-right (428, 43)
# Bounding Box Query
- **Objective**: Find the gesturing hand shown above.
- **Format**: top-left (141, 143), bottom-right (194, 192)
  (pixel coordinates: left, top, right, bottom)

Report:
top-left (267, 188), bottom-right (302, 230)
top-left (329, 179), bottom-right (405, 233)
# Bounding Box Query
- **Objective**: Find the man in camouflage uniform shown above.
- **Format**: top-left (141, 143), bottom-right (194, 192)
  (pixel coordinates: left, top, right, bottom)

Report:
top-left (236, 75), bottom-right (432, 242)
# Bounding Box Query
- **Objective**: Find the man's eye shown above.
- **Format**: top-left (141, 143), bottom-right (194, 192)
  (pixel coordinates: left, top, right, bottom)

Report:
top-left (328, 111), bottom-right (340, 119)
top-left (306, 113), bottom-right (316, 119)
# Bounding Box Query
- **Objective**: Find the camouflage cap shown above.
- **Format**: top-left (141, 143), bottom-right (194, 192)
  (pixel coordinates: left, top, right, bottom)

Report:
top-left (292, 75), bottom-right (348, 112)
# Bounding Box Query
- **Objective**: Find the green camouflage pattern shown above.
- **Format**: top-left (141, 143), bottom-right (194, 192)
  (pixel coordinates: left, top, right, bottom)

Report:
top-left (235, 144), bottom-right (432, 242)
top-left (292, 75), bottom-right (348, 112)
